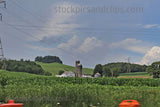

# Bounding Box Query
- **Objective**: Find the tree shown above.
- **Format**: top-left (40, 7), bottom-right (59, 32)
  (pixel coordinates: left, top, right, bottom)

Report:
top-left (110, 68), bottom-right (120, 78)
top-left (0, 59), bottom-right (47, 76)
top-left (35, 56), bottom-right (43, 62)
top-left (59, 70), bottom-right (65, 75)
top-left (146, 61), bottom-right (160, 78)
top-left (93, 64), bottom-right (103, 76)
top-left (103, 67), bottom-right (120, 78)
top-left (103, 66), bottom-right (111, 77)
top-left (35, 56), bottom-right (63, 64)
top-left (103, 62), bottom-right (147, 73)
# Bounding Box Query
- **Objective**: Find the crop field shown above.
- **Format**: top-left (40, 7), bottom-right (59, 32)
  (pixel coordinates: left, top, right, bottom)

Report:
top-left (0, 70), bottom-right (160, 107)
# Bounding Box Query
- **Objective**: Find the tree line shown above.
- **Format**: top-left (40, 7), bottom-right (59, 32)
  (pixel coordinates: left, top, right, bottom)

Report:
top-left (35, 56), bottom-right (63, 64)
top-left (93, 62), bottom-right (147, 77)
top-left (0, 59), bottom-right (52, 76)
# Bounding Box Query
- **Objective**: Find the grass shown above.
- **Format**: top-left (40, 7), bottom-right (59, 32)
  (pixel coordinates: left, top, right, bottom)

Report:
top-left (36, 62), bottom-right (93, 76)
top-left (119, 72), bottom-right (150, 76)
top-left (0, 70), bottom-right (46, 78)
top-left (118, 72), bottom-right (151, 78)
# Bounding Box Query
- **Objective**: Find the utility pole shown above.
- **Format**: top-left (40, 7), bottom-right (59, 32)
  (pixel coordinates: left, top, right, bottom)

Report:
top-left (0, 0), bottom-right (6, 70)
top-left (127, 57), bottom-right (131, 73)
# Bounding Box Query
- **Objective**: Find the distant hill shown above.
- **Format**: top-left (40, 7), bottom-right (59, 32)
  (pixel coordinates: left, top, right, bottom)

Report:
top-left (103, 62), bottom-right (147, 73)
top-left (36, 62), bottom-right (93, 76)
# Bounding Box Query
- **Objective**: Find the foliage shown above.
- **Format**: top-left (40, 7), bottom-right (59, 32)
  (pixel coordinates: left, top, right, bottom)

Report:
top-left (103, 66), bottom-right (111, 77)
top-left (103, 62), bottom-right (147, 73)
top-left (59, 70), bottom-right (65, 75)
top-left (103, 67), bottom-right (120, 77)
top-left (110, 68), bottom-right (120, 77)
top-left (0, 60), bottom-right (51, 76)
top-left (35, 56), bottom-right (63, 64)
top-left (93, 64), bottom-right (103, 76)
top-left (44, 71), bottom-right (52, 76)
top-left (146, 61), bottom-right (160, 78)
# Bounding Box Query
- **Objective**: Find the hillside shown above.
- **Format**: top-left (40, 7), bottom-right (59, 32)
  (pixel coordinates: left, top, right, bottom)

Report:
top-left (0, 70), bottom-right (46, 78)
top-left (36, 62), bottom-right (93, 76)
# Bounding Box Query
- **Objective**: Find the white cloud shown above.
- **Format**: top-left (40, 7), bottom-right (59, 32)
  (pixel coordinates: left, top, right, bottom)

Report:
top-left (111, 38), bottom-right (150, 54)
top-left (140, 46), bottom-right (160, 65)
top-left (76, 37), bottom-right (103, 53)
top-left (32, 2), bottom-right (81, 40)
top-left (29, 36), bottom-right (103, 55)
top-left (57, 35), bottom-right (80, 51)
top-left (143, 24), bottom-right (158, 28)
top-left (137, 24), bottom-right (159, 29)
top-left (57, 36), bottom-right (103, 53)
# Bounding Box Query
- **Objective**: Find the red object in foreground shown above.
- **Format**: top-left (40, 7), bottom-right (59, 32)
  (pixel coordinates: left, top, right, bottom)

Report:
top-left (119, 100), bottom-right (140, 107)
top-left (0, 100), bottom-right (23, 107)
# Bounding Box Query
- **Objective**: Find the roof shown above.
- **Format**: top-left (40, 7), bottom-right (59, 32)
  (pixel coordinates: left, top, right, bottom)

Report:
top-left (62, 71), bottom-right (74, 75)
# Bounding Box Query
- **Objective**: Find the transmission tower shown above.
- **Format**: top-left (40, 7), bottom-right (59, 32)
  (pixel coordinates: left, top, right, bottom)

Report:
top-left (0, 0), bottom-right (6, 70)
top-left (127, 57), bottom-right (131, 73)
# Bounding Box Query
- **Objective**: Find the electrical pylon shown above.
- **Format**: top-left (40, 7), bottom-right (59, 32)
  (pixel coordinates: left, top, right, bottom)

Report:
top-left (0, 36), bottom-right (6, 70)
top-left (0, 0), bottom-right (6, 70)
top-left (127, 57), bottom-right (131, 73)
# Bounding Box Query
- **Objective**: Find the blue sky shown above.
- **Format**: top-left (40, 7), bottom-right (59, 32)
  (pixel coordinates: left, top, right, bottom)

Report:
top-left (0, 0), bottom-right (160, 68)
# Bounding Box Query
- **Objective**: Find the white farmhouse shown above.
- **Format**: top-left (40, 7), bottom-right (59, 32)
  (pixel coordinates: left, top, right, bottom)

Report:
top-left (58, 71), bottom-right (75, 77)
top-left (94, 73), bottom-right (101, 77)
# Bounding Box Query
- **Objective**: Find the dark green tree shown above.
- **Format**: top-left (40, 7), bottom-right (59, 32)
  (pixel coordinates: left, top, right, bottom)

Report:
top-left (110, 68), bottom-right (120, 78)
top-left (103, 66), bottom-right (111, 77)
top-left (93, 64), bottom-right (103, 76)
top-left (146, 61), bottom-right (160, 78)
top-left (59, 70), bottom-right (65, 75)
top-left (35, 56), bottom-right (63, 64)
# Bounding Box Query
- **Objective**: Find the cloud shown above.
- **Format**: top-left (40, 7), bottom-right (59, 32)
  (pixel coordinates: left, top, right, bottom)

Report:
top-left (57, 36), bottom-right (103, 53)
top-left (57, 35), bottom-right (80, 51)
top-left (32, 2), bottom-right (81, 41)
top-left (137, 24), bottom-right (158, 29)
top-left (140, 46), bottom-right (160, 65)
top-left (39, 36), bottom-right (67, 45)
top-left (76, 37), bottom-right (103, 53)
top-left (111, 38), bottom-right (150, 54)
top-left (143, 24), bottom-right (158, 28)
top-left (26, 44), bottom-right (56, 53)
top-left (30, 35), bottom-right (103, 55)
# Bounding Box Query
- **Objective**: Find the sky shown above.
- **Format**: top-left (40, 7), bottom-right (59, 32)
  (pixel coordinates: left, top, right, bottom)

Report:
top-left (0, 0), bottom-right (160, 68)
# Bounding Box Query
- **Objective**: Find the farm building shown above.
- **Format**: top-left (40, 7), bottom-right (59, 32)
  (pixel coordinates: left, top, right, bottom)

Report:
top-left (57, 71), bottom-right (75, 77)
top-left (94, 73), bottom-right (101, 77)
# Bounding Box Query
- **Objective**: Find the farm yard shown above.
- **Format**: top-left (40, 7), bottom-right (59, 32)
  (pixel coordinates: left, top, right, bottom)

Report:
top-left (0, 70), bottom-right (160, 107)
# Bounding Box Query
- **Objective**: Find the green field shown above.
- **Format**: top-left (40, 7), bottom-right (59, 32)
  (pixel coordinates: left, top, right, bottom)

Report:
top-left (0, 70), bottom-right (160, 107)
top-left (36, 62), bottom-right (93, 76)
top-left (119, 72), bottom-right (150, 76)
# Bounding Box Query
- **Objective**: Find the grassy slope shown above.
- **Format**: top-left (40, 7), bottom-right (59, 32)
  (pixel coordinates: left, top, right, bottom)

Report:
top-left (36, 62), bottom-right (93, 76)
top-left (0, 70), bottom-right (46, 78)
